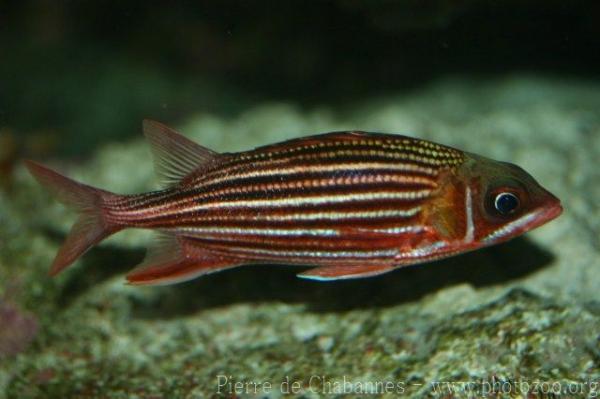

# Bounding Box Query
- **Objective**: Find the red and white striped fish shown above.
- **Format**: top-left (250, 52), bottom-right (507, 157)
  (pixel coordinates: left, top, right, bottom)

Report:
top-left (26, 120), bottom-right (562, 285)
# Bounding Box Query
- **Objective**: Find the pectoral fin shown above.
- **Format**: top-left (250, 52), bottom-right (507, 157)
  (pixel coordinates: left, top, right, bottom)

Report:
top-left (126, 234), bottom-right (240, 286)
top-left (297, 264), bottom-right (395, 281)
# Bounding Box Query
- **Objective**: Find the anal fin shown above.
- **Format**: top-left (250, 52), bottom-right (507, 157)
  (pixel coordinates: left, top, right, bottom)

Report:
top-left (126, 235), bottom-right (240, 286)
top-left (297, 264), bottom-right (395, 281)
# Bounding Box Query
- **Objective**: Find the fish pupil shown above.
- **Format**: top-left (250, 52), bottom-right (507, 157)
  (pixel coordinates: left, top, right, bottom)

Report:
top-left (494, 192), bottom-right (519, 215)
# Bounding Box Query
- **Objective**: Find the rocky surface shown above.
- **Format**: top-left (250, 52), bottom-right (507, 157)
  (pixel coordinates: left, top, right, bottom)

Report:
top-left (1, 75), bottom-right (599, 398)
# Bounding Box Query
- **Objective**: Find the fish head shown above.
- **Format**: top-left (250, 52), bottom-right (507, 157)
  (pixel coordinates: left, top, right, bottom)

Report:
top-left (455, 153), bottom-right (563, 246)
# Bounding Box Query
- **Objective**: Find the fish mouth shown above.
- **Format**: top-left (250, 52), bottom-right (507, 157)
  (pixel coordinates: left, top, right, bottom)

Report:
top-left (517, 198), bottom-right (563, 233)
top-left (522, 199), bottom-right (562, 234)
top-left (537, 199), bottom-right (563, 225)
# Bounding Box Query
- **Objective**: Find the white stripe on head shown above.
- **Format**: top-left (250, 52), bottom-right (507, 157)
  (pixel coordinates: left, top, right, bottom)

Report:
top-left (463, 185), bottom-right (475, 243)
top-left (482, 209), bottom-right (542, 244)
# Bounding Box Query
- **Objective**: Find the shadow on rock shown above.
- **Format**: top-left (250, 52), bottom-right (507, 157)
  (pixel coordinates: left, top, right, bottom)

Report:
top-left (124, 236), bottom-right (555, 318)
top-left (56, 245), bottom-right (145, 307)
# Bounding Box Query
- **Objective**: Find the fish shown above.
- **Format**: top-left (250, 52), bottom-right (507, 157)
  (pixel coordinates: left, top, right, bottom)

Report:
top-left (25, 120), bottom-right (563, 285)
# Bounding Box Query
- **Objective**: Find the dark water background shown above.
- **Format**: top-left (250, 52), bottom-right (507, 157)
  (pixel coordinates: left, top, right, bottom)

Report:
top-left (0, 1), bottom-right (598, 159)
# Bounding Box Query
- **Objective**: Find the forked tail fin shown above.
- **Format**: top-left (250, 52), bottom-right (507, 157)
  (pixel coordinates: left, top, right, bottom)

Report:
top-left (25, 160), bottom-right (121, 275)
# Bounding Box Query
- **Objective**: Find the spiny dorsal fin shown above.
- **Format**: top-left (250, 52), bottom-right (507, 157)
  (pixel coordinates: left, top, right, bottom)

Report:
top-left (142, 119), bottom-right (218, 186)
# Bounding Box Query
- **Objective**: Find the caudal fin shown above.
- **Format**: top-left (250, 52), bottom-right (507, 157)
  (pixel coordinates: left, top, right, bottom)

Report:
top-left (25, 160), bottom-right (121, 276)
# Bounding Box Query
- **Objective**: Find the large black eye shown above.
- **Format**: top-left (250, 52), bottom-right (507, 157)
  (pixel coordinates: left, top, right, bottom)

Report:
top-left (494, 192), bottom-right (520, 215)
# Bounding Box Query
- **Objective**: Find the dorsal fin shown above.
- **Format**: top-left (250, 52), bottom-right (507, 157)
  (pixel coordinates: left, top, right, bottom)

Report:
top-left (142, 119), bottom-right (218, 186)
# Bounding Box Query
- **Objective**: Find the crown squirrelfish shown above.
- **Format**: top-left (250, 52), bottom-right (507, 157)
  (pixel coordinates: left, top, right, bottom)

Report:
top-left (25, 120), bottom-right (562, 285)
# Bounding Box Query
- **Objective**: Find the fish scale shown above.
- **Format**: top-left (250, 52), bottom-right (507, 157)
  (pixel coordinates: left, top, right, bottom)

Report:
top-left (25, 120), bottom-right (562, 285)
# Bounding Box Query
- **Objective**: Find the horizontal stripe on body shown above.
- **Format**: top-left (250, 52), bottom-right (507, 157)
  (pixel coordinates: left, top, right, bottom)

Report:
top-left (163, 225), bottom-right (430, 264)
top-left (115, 160), bottom-right (440, 212)
top-left (173, 207), bottom-right (422, 223)
top-left (185, 236), bottom-right (401, 263)
top-left (109, 133), bottom-right (462, 210)
top-left (117, 190), bottom-right (431, 227)
top-left (111, 133), bottom-right (458, 207)
top-left (202, 137), bottom-right (463, 182)
top-left (168, 224), bottom-right (426, 238)
top-left (105, 134), bottom-right (463, 242)
top-left (189, 151), bottom-right (444, 191)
